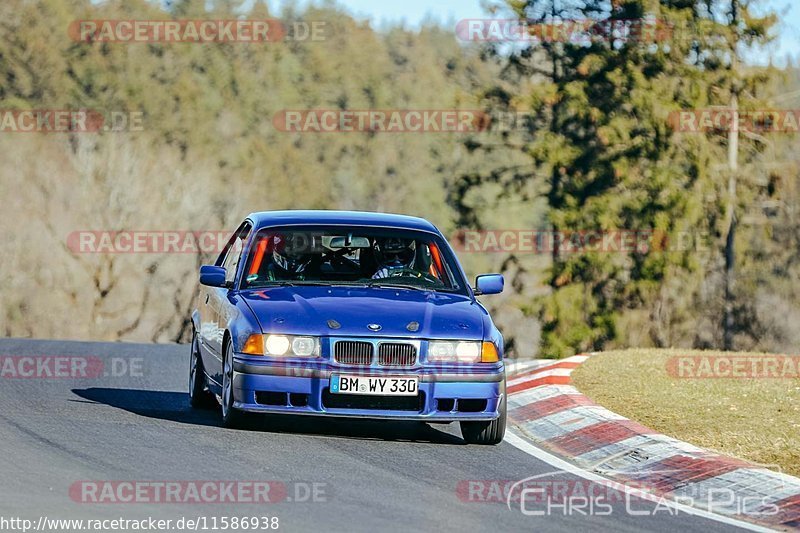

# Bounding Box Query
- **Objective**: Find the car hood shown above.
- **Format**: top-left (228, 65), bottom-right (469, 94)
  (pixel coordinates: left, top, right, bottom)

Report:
top-left (240, 286), bottom-right (485, 340)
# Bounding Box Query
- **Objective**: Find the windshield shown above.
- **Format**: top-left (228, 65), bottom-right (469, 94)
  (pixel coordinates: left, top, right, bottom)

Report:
top-left (240, 226), bottom-right (464, 293)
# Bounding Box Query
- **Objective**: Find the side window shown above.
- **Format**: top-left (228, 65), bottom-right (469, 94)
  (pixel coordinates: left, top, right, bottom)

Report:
top-left (223, 238), bottom-right (244, 284)
top-left (219, 222), bottom-right (252, 285)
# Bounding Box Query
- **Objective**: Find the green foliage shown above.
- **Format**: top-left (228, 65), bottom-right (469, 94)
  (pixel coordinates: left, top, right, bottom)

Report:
top-left (0, 0), bottom-right (510, 343)
top-left (0, 0), bottom-right (793, 356)
top-left (456, 0), bottom-right (780, 356)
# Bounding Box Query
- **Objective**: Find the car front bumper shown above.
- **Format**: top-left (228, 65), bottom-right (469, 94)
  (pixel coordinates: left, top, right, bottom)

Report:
top-left (231, 355), bottom-right (505, 421)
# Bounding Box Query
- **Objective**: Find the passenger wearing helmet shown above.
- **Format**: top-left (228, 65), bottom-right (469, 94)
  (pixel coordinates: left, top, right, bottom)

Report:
top-left (371, 237), bottom-right (417, 279)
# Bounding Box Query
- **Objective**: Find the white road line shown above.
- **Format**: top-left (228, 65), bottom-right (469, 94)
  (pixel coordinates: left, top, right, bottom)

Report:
top-left (506, 385), bottom-right (580, 406)
top-left (505, 359), bottom-right (553, 375)
top-left (561, 355), bottom-right (590, 364)
top-left (503, 429), bottom-right (775, 533)
top-left (507, 367), bottom-right (575, 386)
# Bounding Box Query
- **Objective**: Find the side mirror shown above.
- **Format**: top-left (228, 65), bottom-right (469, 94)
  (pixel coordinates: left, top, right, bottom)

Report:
top-left (200, 265), bottom-right (227, 287)
top-left (474, 274), bottom-right (504, 296)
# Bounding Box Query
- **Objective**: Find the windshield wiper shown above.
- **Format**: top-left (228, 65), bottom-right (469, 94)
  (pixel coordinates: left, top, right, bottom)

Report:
top-left (255, 281), bottom-right (296, 287)
top-left (251, 281), bottom-right (364, 288)
top-left (365, 281), bottom-right (431, 291)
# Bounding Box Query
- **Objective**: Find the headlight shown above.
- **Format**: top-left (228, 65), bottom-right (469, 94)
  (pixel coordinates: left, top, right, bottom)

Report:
top-left (242, 334), bottom-right (320, 357)
top-left (265, 335), bottom-right (291, 355)
top-left (267, 335), bottom-right (319, 357)
top-left (291, 336), bottom-right (317, 357)
top-left (427, 340), bottom-right (499, 363)
top-left (428, 341), bottom-right (481, 363)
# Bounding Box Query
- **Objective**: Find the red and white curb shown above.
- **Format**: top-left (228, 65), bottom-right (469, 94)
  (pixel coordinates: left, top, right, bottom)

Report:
top-left (505, 354), bottom-right (800, 530)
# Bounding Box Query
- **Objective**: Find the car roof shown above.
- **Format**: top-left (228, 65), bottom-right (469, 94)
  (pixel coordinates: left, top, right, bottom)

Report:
top-left (247, 210), bottom-right (441, 234)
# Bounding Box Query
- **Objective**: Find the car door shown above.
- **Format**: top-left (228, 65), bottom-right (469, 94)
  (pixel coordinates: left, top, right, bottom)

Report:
top-left (203, 221), bottom-right (252, 386)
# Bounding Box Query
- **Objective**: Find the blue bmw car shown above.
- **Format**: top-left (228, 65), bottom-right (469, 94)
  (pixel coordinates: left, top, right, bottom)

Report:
top-left (190, 210), bottom-right (507, 444)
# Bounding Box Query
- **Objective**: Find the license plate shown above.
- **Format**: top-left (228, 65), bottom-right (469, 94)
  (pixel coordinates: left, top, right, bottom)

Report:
top-left (330, 374), bottom-right (418, 396)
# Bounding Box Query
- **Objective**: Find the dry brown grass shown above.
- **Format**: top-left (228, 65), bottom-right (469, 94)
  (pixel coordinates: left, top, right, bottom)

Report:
top-left (571, 348), bottom-right (800, 477)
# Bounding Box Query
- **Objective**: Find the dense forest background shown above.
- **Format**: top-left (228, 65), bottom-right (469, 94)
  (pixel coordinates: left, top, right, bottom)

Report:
top-left (1, 0), bottom-right (799, 358)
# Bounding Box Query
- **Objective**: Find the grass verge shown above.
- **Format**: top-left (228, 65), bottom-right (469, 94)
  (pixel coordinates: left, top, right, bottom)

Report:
top-left (570, 348), bottom-right (800, 477)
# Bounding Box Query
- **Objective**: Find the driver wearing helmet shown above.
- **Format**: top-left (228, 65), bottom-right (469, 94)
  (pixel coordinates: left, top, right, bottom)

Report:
top-left (266, 234), bottom-right (313, 280)
top-left (372, 237), bottom-right (417, 279)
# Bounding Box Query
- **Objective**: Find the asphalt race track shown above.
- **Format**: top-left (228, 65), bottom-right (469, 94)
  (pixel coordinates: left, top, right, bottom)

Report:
top-left (0, 338), bottom-right (747, 532)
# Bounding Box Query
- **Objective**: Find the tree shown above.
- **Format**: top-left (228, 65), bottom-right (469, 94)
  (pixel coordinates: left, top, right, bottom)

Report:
top-left (453, 0), bottom-right (777, 356)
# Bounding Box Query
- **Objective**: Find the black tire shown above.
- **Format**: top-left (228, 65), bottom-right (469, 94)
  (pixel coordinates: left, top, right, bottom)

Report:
top-left (221, 340), bottom-right (246, 429)
top-left (189, 331), bottom-right (215, 409)
top-left (460, 391), bottom-right (507, 445)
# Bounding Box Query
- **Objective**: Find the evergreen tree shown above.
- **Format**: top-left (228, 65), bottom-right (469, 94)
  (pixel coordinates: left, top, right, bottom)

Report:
top-left (453, 0), bottom-right (777, 355)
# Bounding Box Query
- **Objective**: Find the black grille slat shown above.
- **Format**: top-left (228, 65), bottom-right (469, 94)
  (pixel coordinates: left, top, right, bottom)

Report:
top-left (334, 341), bottom-right (374, 365)
top-left (378, 343), bottom-right (417, 366)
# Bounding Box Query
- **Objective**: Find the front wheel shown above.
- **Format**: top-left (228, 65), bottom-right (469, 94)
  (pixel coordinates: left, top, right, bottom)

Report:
top-left (460, 392), bottom-right (506, 445)
top-left (221, 341), bottom-right (246, 428)
top-left (189, 332), bottom-right (215, 409)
